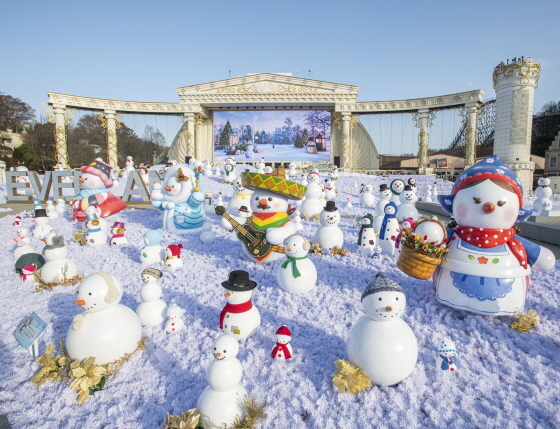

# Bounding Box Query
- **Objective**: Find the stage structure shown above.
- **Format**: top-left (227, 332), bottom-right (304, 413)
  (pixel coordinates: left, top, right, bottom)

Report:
top-left (46, 63), bottom-right (540, 192)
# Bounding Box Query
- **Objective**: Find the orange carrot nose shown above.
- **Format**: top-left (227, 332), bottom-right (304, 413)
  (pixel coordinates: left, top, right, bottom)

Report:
top-left (40, 239), bottom-right (46, 242)
top-left (259, 199), bottom-right (268, 205)
top-left (483, 202), bottom-right (495, 214)
top-left (78, 178), bottom-right (85, 183)
top-left (386, 306), bottom-right (393, 312)
top-left (165, 186), bottom-right (172, 191)
top-left (224, 292), bottom-right (232, 297)
top-left (215, 353), bottom-right (221, 357)
top-left (287, 248), bottom-right (292, 251)
top-left (75, 300), bottom-right (86, 305)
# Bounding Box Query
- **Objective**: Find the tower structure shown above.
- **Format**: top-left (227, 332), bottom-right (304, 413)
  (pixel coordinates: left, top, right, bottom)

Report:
top-left (492, 58), bottom-right (541, 195)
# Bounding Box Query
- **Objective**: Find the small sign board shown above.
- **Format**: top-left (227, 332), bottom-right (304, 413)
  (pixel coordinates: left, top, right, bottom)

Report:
top-left (13, 312), bottom-right (47, 350)
top-left (436, 157), bottom-right (448, 168)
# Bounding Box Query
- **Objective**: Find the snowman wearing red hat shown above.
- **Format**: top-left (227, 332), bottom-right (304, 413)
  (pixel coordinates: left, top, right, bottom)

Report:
top-left (271, 325), bottom-right (293, 360)
top-left (164, 244), bottom-right (183, 269)
top-left (435, 155), bottom-right (555, 316)
top-left (71, 158), bottom-right (127, 222)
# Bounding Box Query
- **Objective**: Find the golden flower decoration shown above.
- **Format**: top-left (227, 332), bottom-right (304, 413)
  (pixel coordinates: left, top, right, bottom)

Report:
top-left (331, 359), bottom-right (372, 394)
top-left (509, 309), bottom-right (540, 333)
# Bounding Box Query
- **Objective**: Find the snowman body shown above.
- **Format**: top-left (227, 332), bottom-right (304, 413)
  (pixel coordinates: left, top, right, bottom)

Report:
top-left (432, 184), bottom-right (438, 198)
top-left (85, 206), bottom-right (110, 234)
top-left (221, 289), bottom-right (261, 340)
top-left (397, 189), bottom-right (419, 222)
top-left (375, 188), bottom-right (392, 215)
top-left (13, 233), bottom-right (34, 259)
top-left (256, 160), bottom-right (265, 174)
top-left (300, 173), bottom-right (323, 217)
top-left (314, 209), bottom-right (343, 250)
top-left (424, 186), bottom-right (433, 203)
top-left (136, 277), bottom-right (167, 326)
top-left (33, 219), bottom-right (53, 239)
top-left (165, 312), bottom-right (185, 332)
top-left (46, 201), bottom-right (59, 218)
top-left (41, 236), bottom-right (78, 283)
top-left (14, 243), bottom-right (35, 260)
top-left (288, 162), bottom-right (297, 179)
top-left (358, 216), bottom-right (377, 256)
top-left (125, 157), bottom-right (135, 173)
top-left (140, 245), bottom-right (165, 265)
top-left (226, 179), bottom-right (253, 216)
top-left (164, 248), bottom-right (183, 269)
top-left (360, 184), bottom-right (375, 207)
top-left (55, 200), bottom-right (67, 216)
top-left (533, 177), bottom-right (553, 211)
top-left (292, 211), bottom-right (303, 231)
top-left (84, 220), bottom-right (107, 245)
top-left (110, 230), bottom-right (128, 246)
top-left (272, 342), bottom-right (293, 360)
top-left (378, 204), bottom-right (400, 255)
top-left (245, 145), bottom-right (255, 159)
top-left (324, 178), bottom-right (336, 201)
top-left (277, 235), bottom-right (317, 294)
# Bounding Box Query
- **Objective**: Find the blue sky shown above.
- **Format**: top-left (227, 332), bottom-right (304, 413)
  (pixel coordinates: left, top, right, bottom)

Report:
top-left (2, 0), bottom-right (559, 155)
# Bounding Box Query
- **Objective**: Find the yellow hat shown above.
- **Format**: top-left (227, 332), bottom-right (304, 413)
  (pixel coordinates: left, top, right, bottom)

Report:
top-left (241, 167), bottom-right (307, 200)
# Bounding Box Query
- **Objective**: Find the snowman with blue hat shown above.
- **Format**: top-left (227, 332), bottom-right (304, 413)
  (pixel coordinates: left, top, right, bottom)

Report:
top-left (139, 229), bottom-right (166, 265)
top-left (84, 212), bottom-right (108, 246)
top-left (435, 338), bottom-right (460, 372)
top-left (435, 155), bottom-right (555, 316)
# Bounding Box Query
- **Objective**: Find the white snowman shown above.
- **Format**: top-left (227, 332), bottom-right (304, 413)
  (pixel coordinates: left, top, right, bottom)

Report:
top-left (424, 185), bottom-right (433, 203)
top-left (139, 167), bottom-right (150, 186)
top-left (164, 244), bottom-right (183, 268)
top-left (434, 156), bottom-right (556, 316)
top-left (271, 325), bottom-right (293, 360)
top-left (139, 229), bottom-right (166, 265)
top-left (32, 209), bottom-right (53, 239)
top-left (397, 185), bottom-right (419, 222)
top-left (85, 205), bottom-right (110, 235)
top-left (40, 230), bottom-right (78, 283)
top-left (164, 305), bottom-right (185, 333)
top-left (125, 156), bottom-right (135, 174)
top-left (389, 179), bottom-right (405, 205)
top-left (109, 221), bottom-right (127, 246)
top-left (45, 200), bottom-right (59, 219)
top-left (256, 158), bottom-right (265, 174)
top-left (221, 178), bottom-right (253, 230)
top-left (203, 192), bottom-right (214, 212)
top-left (66, 273), bottom-right (142, 365)
top-left (223, 159), bottom-right (238, 183)
top-left (431, 182), bottom-right (439, 199)
top-left (84, 213), bottom-right (108, 246)
top-left (11, 228), bottom-right (35, 260)
top-left (314, 201), bottom-right (344, 250)
top-left (375, 184), bottom-right (392, 215)
top-left (533, 176), bottom-right (553, 211)
top-left (219, 270), bottom-right (261, 341)
top-left (324, 178), bottom-right (336, 201)
top-left (300, 172), bottom-right (323, 217)
top-left (347, 272), bottom-right (418, 386)
top-left (359, 184), bottom-right (375, 207)
top-left (378, 202), bottom-right (400, 256)
top-left (288, 162), bottom-right (298, 179)
top-left (435, 338), bottom-right (460, 372)
top-left (200, 220), bottom-right (216, 244)
top-left (277, 234), bottom-right (317, 294)
top-left (203, 159), bottom-right (213, 177)
top-left (197, 335), bottom-right (248, 428)
top-left (136, 268), bottom-right (167, 326)
top-left (292, 209), bottom-right (303, 231)
top-left (357, 214), bottom-right (377, 256)
top-left (54, 198), bottom-right (67, 216)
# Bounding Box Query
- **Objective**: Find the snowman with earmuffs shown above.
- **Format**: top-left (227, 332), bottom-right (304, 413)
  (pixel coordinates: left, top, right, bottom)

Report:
top-left (435, 155), bottom-right (555, 316)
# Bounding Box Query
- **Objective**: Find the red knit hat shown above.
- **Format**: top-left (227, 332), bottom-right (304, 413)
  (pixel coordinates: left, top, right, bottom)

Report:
top-left (167, 244), bottom-right (183, 257)
top-left (80, 158), bottom-right (114, 188)
top-left (275, 325), bottom-right (291, 337)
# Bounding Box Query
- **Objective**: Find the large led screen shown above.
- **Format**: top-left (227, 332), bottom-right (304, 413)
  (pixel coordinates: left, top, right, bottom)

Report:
top-left (213, 110), bottom-right (331, 162)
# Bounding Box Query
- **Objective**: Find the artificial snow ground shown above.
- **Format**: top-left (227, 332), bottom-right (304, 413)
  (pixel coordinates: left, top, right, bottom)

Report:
top-left (1, 170), bottom-right (559, 429)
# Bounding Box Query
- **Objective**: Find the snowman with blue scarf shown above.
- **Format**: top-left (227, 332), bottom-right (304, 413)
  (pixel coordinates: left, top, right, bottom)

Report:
top-left (435, 338), bottom-right (460, 372)
top-left (435, 155), bottom-right (555, 316)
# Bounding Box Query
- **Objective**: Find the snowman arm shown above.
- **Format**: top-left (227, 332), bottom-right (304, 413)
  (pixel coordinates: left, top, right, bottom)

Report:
top-left (516, 236), bottom-right (555, 271)
top-left (266, 220), bottom-right (296, 244)
top-left (151, 200), bottom-right (164, 211)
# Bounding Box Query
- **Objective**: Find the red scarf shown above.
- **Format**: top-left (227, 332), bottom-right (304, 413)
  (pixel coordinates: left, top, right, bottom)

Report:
top-left (455, 226), bottom-right (528, 269)
top-left (271, 342), bottom-right (292, 359)
top-left (219, 300), bottom-right (253, 329)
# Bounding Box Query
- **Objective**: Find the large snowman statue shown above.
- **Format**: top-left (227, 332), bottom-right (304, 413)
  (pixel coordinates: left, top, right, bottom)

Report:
top-left (66, 273), bottom-right (142, 365)
top-left (436, 156), bottom-right (555, 316)
top-left (347, 272), bottom-right (418, 386)
top-left (71, 158), bottom-right (127, 222)
top-left (151, 165), bottom-right (205, 234)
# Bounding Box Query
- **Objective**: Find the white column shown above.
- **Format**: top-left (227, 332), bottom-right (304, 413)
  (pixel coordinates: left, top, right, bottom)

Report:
top-left (492, 58), bottom-right (541, 195)
top-left (416, 109), bottom-right (430, 174)
top-left (52, 104), bottom-right (69, 167)
top-left (341, 112), bottom-right (351, 169)
top-left (194, 113), bottom-right (204, 160)
top-left (185, 113), bottom-right (195, 159)
top-left (104, 110), bottom-right (119, 169)
top-left (464, 103), bottom-right (478, 168)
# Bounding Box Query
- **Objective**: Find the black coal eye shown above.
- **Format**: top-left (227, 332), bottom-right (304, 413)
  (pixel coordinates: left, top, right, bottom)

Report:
top-left (223, 350), bottom-right (226, 353)
top-left (473, 197), bottom-right (482, 204)
top-left (378, 297), bottom-right (382, 301)
top-left (255, 197), bottom-right (259, 200)
top-left (396, 297), bottom-right (399, 300)
top-left (498, 201), bottom-right (506, 207)
top-left (214, 347), bottom-right (216, 350)
top-left (268, 197), bottom-right (272, 201)
top-left (89, 292), bottom-right (92, 296)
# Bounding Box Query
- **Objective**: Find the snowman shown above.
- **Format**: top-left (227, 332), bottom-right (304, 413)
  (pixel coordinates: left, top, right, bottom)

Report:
top-left (215, 192), bottom-right (224, 207)
top-left (288, 162), bottom-right (298, 179)
top-left (71, 158), bottom-right (127, 222)
top-left (45, 200), bottom-right (59, 219)
top-left (314, 201), bottom-right (344, 250)
top-left (125, 156), bottom-right (135, 174)
top-left (164, 304), bottom-right (185, 333)
top-left (435, 155), bottom-right (555, 316)
top-left (357, 214), bottom-right (377, 256)
top-left (345, 197), bottom-right (353, 210)
top-left (140, 229), bottom-right (166, 265)
top-left (203, 159), bottom-right (213, 177)
top-left (21, 265), bottom-right (37, 282)
top-left (347, 273), bottom-right (418, 386)
top-left (85, 205), bottom-right (110, 234)
top-left (533, 176), bottom-right (553, 211)
top-left (395, 218), bottom-right (416, 255)
top-left (271, 325), bottom-right (293, 360)
top-left (151, 164), bottom-right (205, 234)
top-left (203, 192), bottom-right (214, 211)
top-left (378, 202), bottom-right (400, 256)
top-left (221, 178), bottom-right (253, 230)
top-left (245, 143), bottom-right (255, 159)
top-left (139, 167), bottom-right (150, 186)
top-left (397, 185), bottom-right (419, 222)
top-left (200, 220), bottom-right (216, 244)
top-left (277, 234), bottom-right (317, 294)
top-left (54, 199), bottom-right (67, 216)
top-left (431, 182), bottom-right (439, 199)
top-left (40, 230), bottom-right (78, 283)
top-left (324, 178), bottom-right (336, 201)
top-left (219, 270), bottom-right (261, 340)
top-left (66, 272), bottom-right (142, 365)
top-left (11, 228), bottom-right (35, 259)
top-left (389, 179), bottom-right (405, 205)
top-left (136, 268), bottom-right (167, 326)
top-left (424, 185), bottom-right (433, 203)
top-left (84, 213), bottom-right (108, 245)
top-left (301, 173), bottom-right (309, 187)
top-left (376, 184), bottom-right (392, 215)
top-left (197, 334), bottom-right (248, 428)
top-left (164, 244), bottom-right (183, 268)
top-left (223, 159), bottom-right (237, 183)
top-left (300, 172), bottom-right (323, 217)
top-left (372, 244), bottom-right (383, 261)
top-left (16, 174), bottom-right (33, 196)
top-left (109, 222), bottom-right (127, 245)
top-left (13, 216), bottom-right (22, 226)
top-left (256, 158), bottom-right (265, 174)
top-left (407, 178), bottom-right (417, 195)
top-left (359, 184), bottom-right (375, 207)
top-left (292, 209), bottom-right (303, 231)
top-left (32, 209), bottom-right (53, 239)
top-left (435, 338), bottom-right (460, 372)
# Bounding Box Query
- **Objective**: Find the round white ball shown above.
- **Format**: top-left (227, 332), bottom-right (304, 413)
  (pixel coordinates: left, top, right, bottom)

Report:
top-left (414, 220), bottom-right (445, 245)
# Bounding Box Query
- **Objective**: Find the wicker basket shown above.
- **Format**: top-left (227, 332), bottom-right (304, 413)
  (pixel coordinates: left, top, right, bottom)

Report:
top-left (397, 245), bottom-right (442, 280)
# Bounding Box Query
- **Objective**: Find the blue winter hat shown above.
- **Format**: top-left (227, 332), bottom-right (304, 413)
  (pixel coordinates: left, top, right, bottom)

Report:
top-left (86, 213), bottom-right (99, 222)
top-left (144, 229), bottom-right (163, 246)
top-left (437, 155), bottom-right (531, 222)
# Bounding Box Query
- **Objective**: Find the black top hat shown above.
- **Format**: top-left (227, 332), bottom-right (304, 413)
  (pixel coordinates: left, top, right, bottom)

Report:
top-left (35, 209), bottom-right (48, 218)
top-left (379, 184), bottom-right (389, 191)
top-left (222, 270), bottom-right (257, 292)
top-left (324, 201), bottom-right (338, 212)
top-left (238, 206), bottom-right (249, 213)
top-left (404, 185), bottom-right (412, 191)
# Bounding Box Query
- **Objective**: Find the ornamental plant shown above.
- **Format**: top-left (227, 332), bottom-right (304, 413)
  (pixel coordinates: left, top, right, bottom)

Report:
top-left (399, 227), bottom-right (450, 259)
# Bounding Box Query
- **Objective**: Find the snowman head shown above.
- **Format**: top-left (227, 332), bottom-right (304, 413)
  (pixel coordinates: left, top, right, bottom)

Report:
top-left (538, 176), bottom-right (550, 186)
top-left (373, 244), bottom-right (382, 253)
top-left (379, 184), bottom-right (391, 200)
top-left (283, 234), bottom-right (310, 258)
top-left (85, 205), bottom-right (102, 217)
top-left (46, 200), bottom-right (53, 206)
top-left (400, 218), bottom-right (414, 231)
top-left (250, 190), bottom-right (288, 213)
top-left (361, 215), bottom-right (373, 226)
top-left (163, 166), bottom-right (197, 202)
top-left (363, 184), bottom-right (373, 193)
top-left (234, 179), bottom-right (247, 193)
top-left (222, 270), bottom-right (257, 304)
top-left (408, 178), bottom-right (416, 186)
top-left (74, 273), bottom-right (122, 313)
top-left (289, 162), bottom-right (296, 170)
top-left (212, 334), bottom-right (239, 361)
top-left (361, 273), bottom-right (406, 322)
top-left (275, 325), bottom-right (292, 344)
top-left (384, 202), bottom-right (398, 215)
top-left (42, 229), bottom-right (61, 245)
top-left (17, 228), bottom-right (29, 237)
top-left (264, 166), bottom-right (273, 174)
top-left (55, 198), bottom-right (65, 205)
top-left (141, 268), bottom-right (162, 284)
top-left (79, 172), bottom-right (105, 190)
top-left (307, 172), bottom-right (320, 183)
top-left (437, 338), bottom-right (458, 358)
top-left (320, 201), bottom-right (340, 226)
top-left (399, 186), bottom-right (417, 204)
top-left (390, 179), bottom-right (405, 195)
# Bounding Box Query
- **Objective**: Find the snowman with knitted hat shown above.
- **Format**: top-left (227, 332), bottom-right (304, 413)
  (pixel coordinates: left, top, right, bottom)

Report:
top-left (389, 179), bottom-right (405, 205)
top-left (435, 155), bottom-right (555, 316)
top-left (164, 244), bottom-right (183, 268)
top-left (435, 338), bottom-right (460, 372)
top-left (271, 325), bottom-right (293, 360)
top-left (71, 158), bottom-right (127, 222)
top-left (136, 268), bottom-right (167, 326)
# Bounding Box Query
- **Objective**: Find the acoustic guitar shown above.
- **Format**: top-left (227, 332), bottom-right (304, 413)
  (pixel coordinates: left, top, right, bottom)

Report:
top-left (215, 206), bottom-right (284, 259)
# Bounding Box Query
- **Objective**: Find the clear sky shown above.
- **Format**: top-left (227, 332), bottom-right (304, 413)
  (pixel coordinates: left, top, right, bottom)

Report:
top-left (2, 0), bottom-right (559, 155)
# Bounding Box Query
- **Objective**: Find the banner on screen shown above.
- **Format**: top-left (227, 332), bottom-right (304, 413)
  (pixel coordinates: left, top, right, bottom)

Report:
top-left (213, 110), bottom-right (331, 162)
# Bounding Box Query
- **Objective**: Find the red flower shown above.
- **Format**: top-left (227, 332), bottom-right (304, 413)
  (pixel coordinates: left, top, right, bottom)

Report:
top-left (477, 256), bottom-right (488, 264)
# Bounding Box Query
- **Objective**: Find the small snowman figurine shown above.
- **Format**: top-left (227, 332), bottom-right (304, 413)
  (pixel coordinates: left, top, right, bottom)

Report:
top-left (32, 209), bottom-right (53, 239)
top-left (140, 229), bottom-right (166, 265)
top-left (136, 268), bottom-right (167, 326)
top-left (271, 325), bottom-right (293, 360)
top-left (85, 205), bottom-right (110, 234)
top-left (109, 222), bottom-right (127, 246)
top-left (45, 200), bottom-right (59, 218)
top-left (219, 270), bottom-right (261, 340)
top-left (424, 185), bottom-right (433, 203)
top-left (346, 272), bottom-right (418, 386)
top-left (345, 197), bottom-right (353, 210)
top-left (263, 166), bottom-right (273, 174)
top-left (431, 182), bottom-right (438, 199)
top-left (21, 264), bottom-right (38, 282)
top-left (357, 214), bottom-right (377, 256)
top-left (84, 213), bottom-right (108, 246)
top-left (359, 184), bottom-right (375, 207)
top-left (288, 162), bottom-right (298, 179)
top-left (164, 304), bottom-right (185, 333)
top-left (164, 244), bottom-right (184, 268)
top-left (292, 209), bottom-right (303, 231)
top-left (372, 244), bottom-right (383, 261)
top-left (200, 220), bottom-right (216, 244)
top-left (12, 228), bottom-right (34, 260)
top-left (256, 158), bottom-right (265, 174)
top-left (407, 178), bottom-right (417, 194)
top-left (203, 192), bottom-right (214, 211)
top-left (314, 201), bottom-right (344, 250)
top-left (277, 234), bottom-right (317, 294)
top-left (55, 199), bottom-right (67, 216)
top-left (378, 202), bottom-right (400, 256)
top-left (435, 338), bottom-right (460, 372)
top-left (13, 216), bottom-right (22, 226)
top-left (533, 176), bottom-right (553, 211)
top-left (376, 184), bottom-right (392, 215)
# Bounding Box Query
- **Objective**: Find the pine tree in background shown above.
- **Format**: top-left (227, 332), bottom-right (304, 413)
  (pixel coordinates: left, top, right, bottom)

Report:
top-left (297, 129), bottom-right (309, 148)
top-left (219, 120), bottom-right (233, 147)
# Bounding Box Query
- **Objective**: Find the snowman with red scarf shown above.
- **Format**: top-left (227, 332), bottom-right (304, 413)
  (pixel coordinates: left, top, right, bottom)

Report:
top-left (435, 155), bottom-right (555, 316)
top-left (271, 325), bottom-right (293, 360)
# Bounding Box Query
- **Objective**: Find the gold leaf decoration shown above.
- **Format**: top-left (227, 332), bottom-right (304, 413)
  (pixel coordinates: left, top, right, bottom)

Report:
top-left (330, 246), bottom-right (348, 256)
top-left (310, 242), bottom-right (322, 256)
top-left (301, 212), bottom-right (309, 220)
top-left (509, 309), bottom-right (540, 333)
top-left (231, 395), bottom-right (268, 429)
top-left (331, 360), bottom-right (372, 394)
top-left (72, 230), bottom-right (87, 246)
top-left (34, 263), bottom-right (84, 292)
top-left (310, 213), bottom-right (320, 222)
top-left (163, 409), bottom-right (202, 429)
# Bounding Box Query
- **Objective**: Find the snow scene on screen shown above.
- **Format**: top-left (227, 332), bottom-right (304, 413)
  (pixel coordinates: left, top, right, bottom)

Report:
top-left (213, 110), bottom-right (331, 162)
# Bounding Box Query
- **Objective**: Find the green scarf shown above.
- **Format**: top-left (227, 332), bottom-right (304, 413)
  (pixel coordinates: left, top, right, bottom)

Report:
top-left (281, 255), bottom-right (307, 278)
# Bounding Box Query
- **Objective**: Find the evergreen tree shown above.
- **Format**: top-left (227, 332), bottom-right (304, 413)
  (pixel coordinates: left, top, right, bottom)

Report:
top-left (300, 129), bottom-right (309, 148)
top-left (220, 120), bottom-right (233, 146)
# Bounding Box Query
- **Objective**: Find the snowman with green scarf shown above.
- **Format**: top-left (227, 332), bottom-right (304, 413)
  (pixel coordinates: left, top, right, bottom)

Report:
top-left (277, 234), bottom-right (317, 294)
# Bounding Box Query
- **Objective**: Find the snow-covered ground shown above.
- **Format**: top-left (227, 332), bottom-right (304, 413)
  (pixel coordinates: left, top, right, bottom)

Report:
top-left (1, 170), bottom-right (559, 429)
top-left (214, 144), bottom-right (331, 163)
